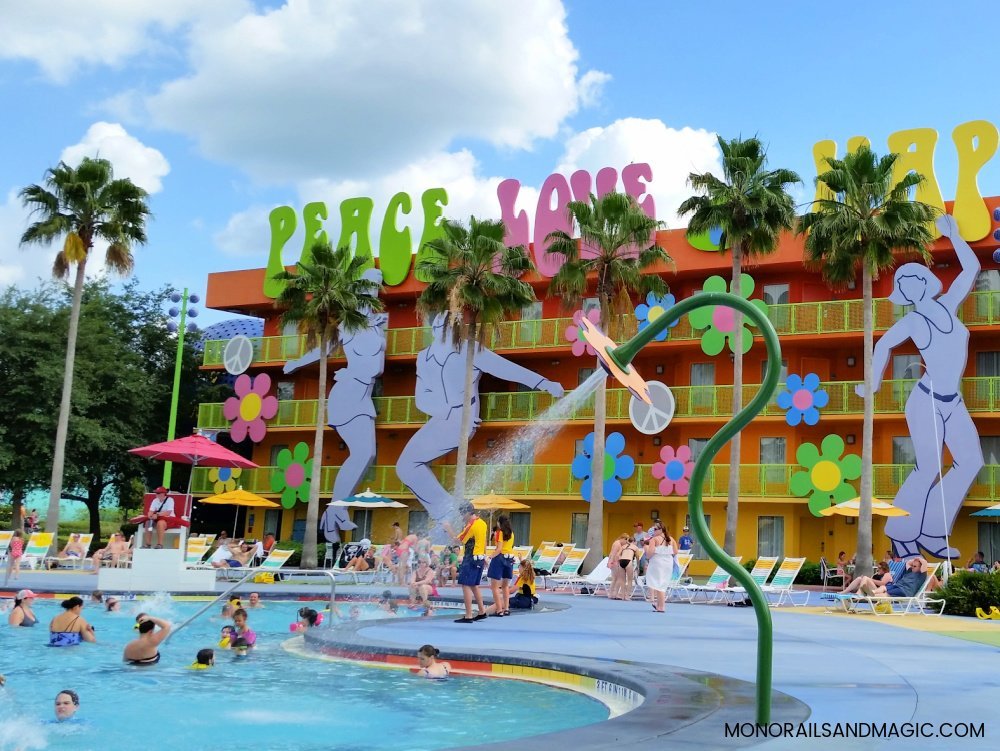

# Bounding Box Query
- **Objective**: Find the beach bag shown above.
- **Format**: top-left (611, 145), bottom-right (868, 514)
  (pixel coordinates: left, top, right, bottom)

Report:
top-left (874, 601), bottom-right (893, 615)
top-left (253, 572), bottom-right (275, 584)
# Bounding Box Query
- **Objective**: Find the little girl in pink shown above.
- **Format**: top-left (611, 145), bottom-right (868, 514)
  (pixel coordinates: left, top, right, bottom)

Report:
top-left (5, 530), bottom-right (24, 582)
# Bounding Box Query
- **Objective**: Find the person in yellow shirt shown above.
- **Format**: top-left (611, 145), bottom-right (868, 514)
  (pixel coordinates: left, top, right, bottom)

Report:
top-left (484, 515), bottom-right (515, 617)
top-left (450, 504), bottom-right (488, 623)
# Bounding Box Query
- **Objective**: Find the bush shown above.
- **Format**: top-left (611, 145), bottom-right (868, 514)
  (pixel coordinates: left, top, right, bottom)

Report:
top-left (929, 570), bottom-right (1000, 617)
top-left (742, 558), bottom-right (757, 573)
top-left (275, 541), bottom-right (303, 567)
top-left (795, 560), bottom-right (822, 585)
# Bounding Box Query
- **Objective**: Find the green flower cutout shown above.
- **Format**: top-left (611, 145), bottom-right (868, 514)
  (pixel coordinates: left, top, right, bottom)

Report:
top-left (271, 441), bottom-right (313, 509)
top-left (689, 274), bottom-right (769, 355)
top-left (790, 434), bottom-right (862, 517)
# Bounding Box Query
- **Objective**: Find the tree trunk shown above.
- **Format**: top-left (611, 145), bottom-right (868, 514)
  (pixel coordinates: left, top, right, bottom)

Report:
top-left (45, 257), bottom-right (88, 547)
top-left (856, 266), bottom-right (875, 577)
top-left (583, 301), bottom-right (610, 574)
top-left (724, 242), bottom-right (743, 556)
top-left (302, 338), bottom-right (328, 569)
top-left (453, 321), bottom-right (478, 503)
top-left (11, 488), bottom-right (25, 533)
top-left (86, 483), bottom-right (102, 551)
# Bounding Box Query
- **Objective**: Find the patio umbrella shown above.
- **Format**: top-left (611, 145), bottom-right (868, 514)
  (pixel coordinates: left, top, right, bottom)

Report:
top-left (819, 497), bottom-right (910, 517)
top-left (470, 494), bottom-right (530, 512)
top-left (198, 488), bottom-right (279, 536)
top-left (971, 503), bottom-right (1000, 517)
top-left (328, 488), bottom-right (407, 509)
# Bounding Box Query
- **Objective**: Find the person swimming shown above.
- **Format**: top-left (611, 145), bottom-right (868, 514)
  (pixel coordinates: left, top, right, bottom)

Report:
top-left (416, 644), bottom-right (451, 679)
top-left (49, 597), bottom-right (95, 647)
top-left (190, 648), bottom-right (214, 670)
top-left (123, 615), bottom-right (170, 665)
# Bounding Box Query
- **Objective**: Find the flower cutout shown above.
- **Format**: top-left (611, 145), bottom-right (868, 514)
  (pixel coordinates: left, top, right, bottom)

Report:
top-left (271, 442), bottom-right (313, 509)
top-left (223, 373), bottom-right (279, 443)
top-left (564, 308), bottom-right (602, 357)
top-left (777, 373), bottom-right (829, 426)
top-left (688, 274), bottom-right (769, 356)
top-left (634, 292), bottom-right (678, 342)
top-left (208, 467), bottom-right (242, 494)
top-left (790, 434), bottom-right (862, 517)
top-left (651, 445), bottom-right (694, 496)
top-left (571, 431), bottom-right (635, 503)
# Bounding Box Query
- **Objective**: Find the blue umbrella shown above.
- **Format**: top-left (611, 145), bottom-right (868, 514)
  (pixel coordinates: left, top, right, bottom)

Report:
top-left (971, 504), bottom-right (1000, 517)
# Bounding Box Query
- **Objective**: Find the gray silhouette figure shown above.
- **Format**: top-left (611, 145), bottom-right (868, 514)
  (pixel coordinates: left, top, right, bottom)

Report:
top-left (862, 214), bottom-right (984, 559)
top-left (284, 268), bottom-right (387, 526)
top-left (396, 313), bottom-right (565, 523)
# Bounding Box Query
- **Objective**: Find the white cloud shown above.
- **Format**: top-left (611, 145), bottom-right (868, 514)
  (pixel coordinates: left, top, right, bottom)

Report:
top-left (577, 70), bottom-right (612, 108)
top-left (61, 122), bottom-right (170, 194)
top-left (213, 205), bottom-right (274, 258)
top-left (0, 190), bottom-right (47, 286)
top-left (147, 0), bottom-right (606, 183)
top-left (0, 0), bottom-right (246, 83)
top-left (556, 118), bottom-right (722, 228)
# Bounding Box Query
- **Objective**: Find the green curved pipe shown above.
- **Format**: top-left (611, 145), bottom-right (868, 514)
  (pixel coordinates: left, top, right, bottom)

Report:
top-left (605, 291), bottom-right (781, 726)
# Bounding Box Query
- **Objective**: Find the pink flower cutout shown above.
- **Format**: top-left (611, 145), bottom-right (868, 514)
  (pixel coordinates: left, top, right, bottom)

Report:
top-left (564, 308), bottom-right (601, 357)
top-left (223, 373), bottom-right (279, 443)
top-left (651, 445), bottom-right (694, 496)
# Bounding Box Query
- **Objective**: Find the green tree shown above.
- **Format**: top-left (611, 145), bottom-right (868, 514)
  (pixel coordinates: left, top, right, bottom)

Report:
top-left (18, 157), bottom-right (150, 542)
top-left (417, 216), bottom-right (538, 502)
top-left (797, 145), bottom-right (936, 577)
top-left (547, 192), bottom-right (671, 571)
top-left (679, 136), bottom-right (800, 555)
top-left (274, 242), bottom-right (383, 568)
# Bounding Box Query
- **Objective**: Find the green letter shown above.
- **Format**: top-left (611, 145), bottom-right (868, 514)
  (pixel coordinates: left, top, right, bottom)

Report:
top-left (300, 201), bottom-right (329, 265)
top-left (379, 191), bottom-right (413, 286)
top-left (263, 205), bottom-right (297, 298)
top-left (336, 197), bottom-right (375, 270)
top-left (415, 188), bottom-right (448, 283)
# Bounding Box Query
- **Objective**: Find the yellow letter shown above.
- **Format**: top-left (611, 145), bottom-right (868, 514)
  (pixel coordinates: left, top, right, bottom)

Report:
top-left (951, 120), bottom-right (999, 241)
top-left (886, 128), bottom-right (945, 237)
top-left (846, 136), bottom-right (870, 153)
top-left (811, 139), bottom-right (837, 209)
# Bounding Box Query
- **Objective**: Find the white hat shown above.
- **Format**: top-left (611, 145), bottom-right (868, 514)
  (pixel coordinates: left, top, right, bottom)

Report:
top-left (359, 538), bottom-right (372, 549)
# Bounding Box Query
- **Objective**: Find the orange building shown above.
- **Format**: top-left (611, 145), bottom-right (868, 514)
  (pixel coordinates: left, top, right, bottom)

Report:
top-left (195, 196), bottom-right (1000, 573)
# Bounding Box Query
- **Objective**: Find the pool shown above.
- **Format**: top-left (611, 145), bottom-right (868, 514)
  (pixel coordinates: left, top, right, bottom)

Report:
top-left (0, 597), bottom-right (608, 750)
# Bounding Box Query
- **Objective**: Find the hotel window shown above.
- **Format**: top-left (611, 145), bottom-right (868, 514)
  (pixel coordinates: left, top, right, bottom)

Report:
top-left (583, 297), bottom-right (600, 315)
top-left (758, 358), bottom-right (788, 395)
top-left (281, 322), bottom-right (301, 359)
top-left (891, 437), bottom-right (916, 489)
top-left (510, 512), bottom-right (531, 546)
top-left (352, 509), bottom-right (373, 541)
top-left (690, 362), bottom-right (715, 412)
top-left (570, 513), bottom-right (589, 548)
top-left (688, 438), bottom-right (709, 462)
top-left (578, 367), bottom-right (596, 385)
top-left (686, 513), bottom-right (711, 560)
top-left (511, 439), bottom-right (534, 482)
top-left (263, 509), bottom-right (282, 538)
top-left (408, 510), bottom-right (429, 534)
top-left (978, 522), bottom-right (1000, 564)
top-left (763, 284), bottom-right (790, 332)
top-left (757, 516), bottom-right (784, 558)
top-left (759, 437), bottom-right (786, 489)
top-left (518, 301), bottom-right (543, 344)
top-left (974, 270), bottom-right (1000, 320)
top-left (891, 354), bottom-right (921, 405)
top-left (269, 444), bottom-right (288, 466)
top-left (977, 351), bottom-right (1000, 377)
top-left (276, 381), bottom-right (295, 401)
top-left (979, 436), bottom-right (1000, 484)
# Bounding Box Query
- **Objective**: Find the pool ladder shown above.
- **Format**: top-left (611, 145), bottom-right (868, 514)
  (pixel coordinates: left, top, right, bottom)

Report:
top-left (165, 568), bottom-right (339, 642)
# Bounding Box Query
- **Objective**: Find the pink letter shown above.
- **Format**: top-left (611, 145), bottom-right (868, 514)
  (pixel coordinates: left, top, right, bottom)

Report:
top-left (622, 162), bottom-right (657, 254)
top-left (595, 166), bottom-right (618, 197)
top-left (569, 170), bottom-right (592, 202)
top-left (533, 172), bottom-right (573, 277)
top-left (497, 179), bottom-right (530, 248)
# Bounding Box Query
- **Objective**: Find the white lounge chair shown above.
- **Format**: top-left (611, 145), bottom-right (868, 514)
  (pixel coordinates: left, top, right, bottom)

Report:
top-left (542, 547), bottom-right (589, 588)
top-left (833, 562), bottom-right (945, 615)
top-left (761, 557), bottom-right (809, 607)
top-left (672, 557), bottom-right (743, 603)
top-left (721, 556), bottom-right (779, 604)
top-left (0, 531), bottom-right (13, 564)
top-left (20, 532), bottom-right (54, 570)
top-left (551, 556), bottom-right (611, 594)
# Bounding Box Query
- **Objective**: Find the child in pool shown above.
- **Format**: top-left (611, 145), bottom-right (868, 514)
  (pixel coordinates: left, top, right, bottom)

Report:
top-left (190, 648), bottom-right (214, 669)
top-left (232, 637), bottom-right (250, 659)
top-left (416, 645), bottom-right (450, 679)
top-left (219, 625), bottom-right (236, 647)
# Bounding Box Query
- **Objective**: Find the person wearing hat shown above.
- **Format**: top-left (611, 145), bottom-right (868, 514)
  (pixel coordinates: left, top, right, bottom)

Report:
top-left (8, 589), bottom-right (38, 627)
top-left (447, 504), bottom-right (488, 623)
top-left (678, 526), bottom-right (693, 552)
top-left (144, 486), bottom-right (177, 549)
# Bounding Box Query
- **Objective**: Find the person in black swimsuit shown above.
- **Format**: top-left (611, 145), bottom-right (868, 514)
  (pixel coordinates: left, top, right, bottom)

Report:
top-left (123, 615), bottom-right (170, 665)
top-left (8, 589), bottom-right (38, 627)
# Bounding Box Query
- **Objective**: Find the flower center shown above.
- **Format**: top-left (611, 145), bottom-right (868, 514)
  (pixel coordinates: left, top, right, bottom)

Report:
top-left (665, 459), bottom-right (685, 482)
top-left (240, 393), bottom-right (262, 421)
top-left (285, 463), bottom-right (305, 488)
top-left (647, 305), bottom-right (664, 321)
top-left (811, 460), bottom-right (841, 492)
top-left (792, 389), bottom-right (814, 411)
top-left (603, 454), bottom-right (616, 480)
top-left (711, 306), bottom-right (736, 333)
top-left (218, 467), bottom-right (232, 482)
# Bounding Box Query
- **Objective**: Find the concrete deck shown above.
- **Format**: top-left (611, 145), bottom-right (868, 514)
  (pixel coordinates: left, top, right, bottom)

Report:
top-left (7, 570), bottom-right (999, 750)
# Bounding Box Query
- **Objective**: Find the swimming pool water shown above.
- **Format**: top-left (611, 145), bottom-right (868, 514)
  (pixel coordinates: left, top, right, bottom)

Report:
top-left (0, 599), bottom-right (607, 751)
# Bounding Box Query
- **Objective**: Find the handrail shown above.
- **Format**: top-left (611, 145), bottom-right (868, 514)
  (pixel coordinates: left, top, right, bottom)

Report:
top-left (164, 568), bottom-right (338, 643)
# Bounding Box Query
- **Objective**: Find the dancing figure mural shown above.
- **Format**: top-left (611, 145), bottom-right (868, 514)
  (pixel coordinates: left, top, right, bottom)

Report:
top-left (284, 268), bottom-right (387, 536)
top-left (861, 215), bottom-right (984, 559)
top-left (396, 313), bottom-right (565, 523)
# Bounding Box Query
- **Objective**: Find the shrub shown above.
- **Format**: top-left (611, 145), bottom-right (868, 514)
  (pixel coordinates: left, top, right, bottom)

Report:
top-left (795, 560), bottom-right (822, 585)
top-left (929, 570), bottom-right (1000, 617)
top-left (275, 541), bottom-right (303, 567)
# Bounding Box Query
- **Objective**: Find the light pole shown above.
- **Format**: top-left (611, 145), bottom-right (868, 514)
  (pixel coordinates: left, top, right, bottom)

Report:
top-left (162, 289), bottom-right (199, 487)
top-left (902, 361), bottom-right (952, 582)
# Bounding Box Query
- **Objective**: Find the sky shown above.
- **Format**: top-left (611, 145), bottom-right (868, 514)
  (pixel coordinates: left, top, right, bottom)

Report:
top-left (2, 0), bottom-right (1000, 326)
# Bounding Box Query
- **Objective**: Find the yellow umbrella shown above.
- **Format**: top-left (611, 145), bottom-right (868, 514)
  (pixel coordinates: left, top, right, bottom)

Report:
top-left (198, 488), bottom-right (280, 536)
top-left (470, 494), bottom-right (529, 511)
top-left (819, 497), bottom-right (909, 517)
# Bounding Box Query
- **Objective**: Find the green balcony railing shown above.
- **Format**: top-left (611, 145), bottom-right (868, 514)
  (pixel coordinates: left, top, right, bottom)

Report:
top-left (191, 462), bottom-right (1000, 502)
top-left (201, 290), bottom-right (1000, 368)
top-left (196, 376), bottom-right (1000, 430)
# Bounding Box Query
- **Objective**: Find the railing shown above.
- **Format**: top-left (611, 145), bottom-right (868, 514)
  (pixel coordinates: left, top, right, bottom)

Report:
top-left (201, 290), bottom-right (1000, 367)
top-left (196, 376), bottom-right (1000, 430)
top-left (191, 463), bottom-right (1000, 501)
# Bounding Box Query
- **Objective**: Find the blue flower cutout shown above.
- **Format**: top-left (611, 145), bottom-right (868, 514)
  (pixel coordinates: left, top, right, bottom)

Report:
top-left (571, 431), bottom-right (636, 503)
top-left (634, 292), bottom-right (678, 342)
top-left (776, 373), bottom-right (830, 426)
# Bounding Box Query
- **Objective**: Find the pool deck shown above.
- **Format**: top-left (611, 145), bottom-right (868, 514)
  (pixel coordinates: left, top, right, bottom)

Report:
top-left (7, 571), bottom-right (1000, 750)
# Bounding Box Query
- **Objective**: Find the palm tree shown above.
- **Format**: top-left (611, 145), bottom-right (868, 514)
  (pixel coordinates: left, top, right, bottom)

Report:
top-left (19, 157), bottom-right (150, 541)
top-left (547, 192), bottom-right (671, 572)
top-left (679, 137), bottom-right (800, 556)
top-left (798, 145), bottom-right (936, 578)
top-left (417, 217), bottom-right (537, 502)
top-left (274, 242), bottom-right (383, 568)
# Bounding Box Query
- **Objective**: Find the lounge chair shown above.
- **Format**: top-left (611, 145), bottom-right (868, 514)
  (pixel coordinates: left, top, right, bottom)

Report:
top-left (185, 538), bottom-right (210, 567)
top-left (20, 532), bottom-right (54, 570)
top-left (43, 533), bottom-right (93, 570)
top-left (531, 545), bottom-right (562, 576)
top-left (671, 557), bottom-right (743, 603)
top-left (819, 556), bottom-right (845, 590)
top-left (833, 562), bottom-right (945, 615)
top-left (550, 556), bottom-right (611, 594)
top-left (0, 531), bottom-right (12, 563)
top-left (761, 557), bottom-right (809, 607)
top-left (530, 542), bottom-right (555, 565)
top-left (720, 556), bottom-right (779, 604)
top-left (635, 552), bottom-right (693, 601)
top-left (542, 547), bottom-right (589, 588)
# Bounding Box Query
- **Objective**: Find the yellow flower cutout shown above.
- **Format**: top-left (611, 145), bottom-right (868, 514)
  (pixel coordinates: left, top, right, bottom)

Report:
top-left (208, 466), bottom-right (242, 494)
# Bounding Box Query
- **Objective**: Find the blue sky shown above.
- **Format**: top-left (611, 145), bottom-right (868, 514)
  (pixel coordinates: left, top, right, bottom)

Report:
top-left (1, 0), bottom-right (998, 325)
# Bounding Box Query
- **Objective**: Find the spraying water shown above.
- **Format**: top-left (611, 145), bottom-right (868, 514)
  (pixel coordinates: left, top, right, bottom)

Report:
top-left (465, 369), bottom-right (607, 500)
